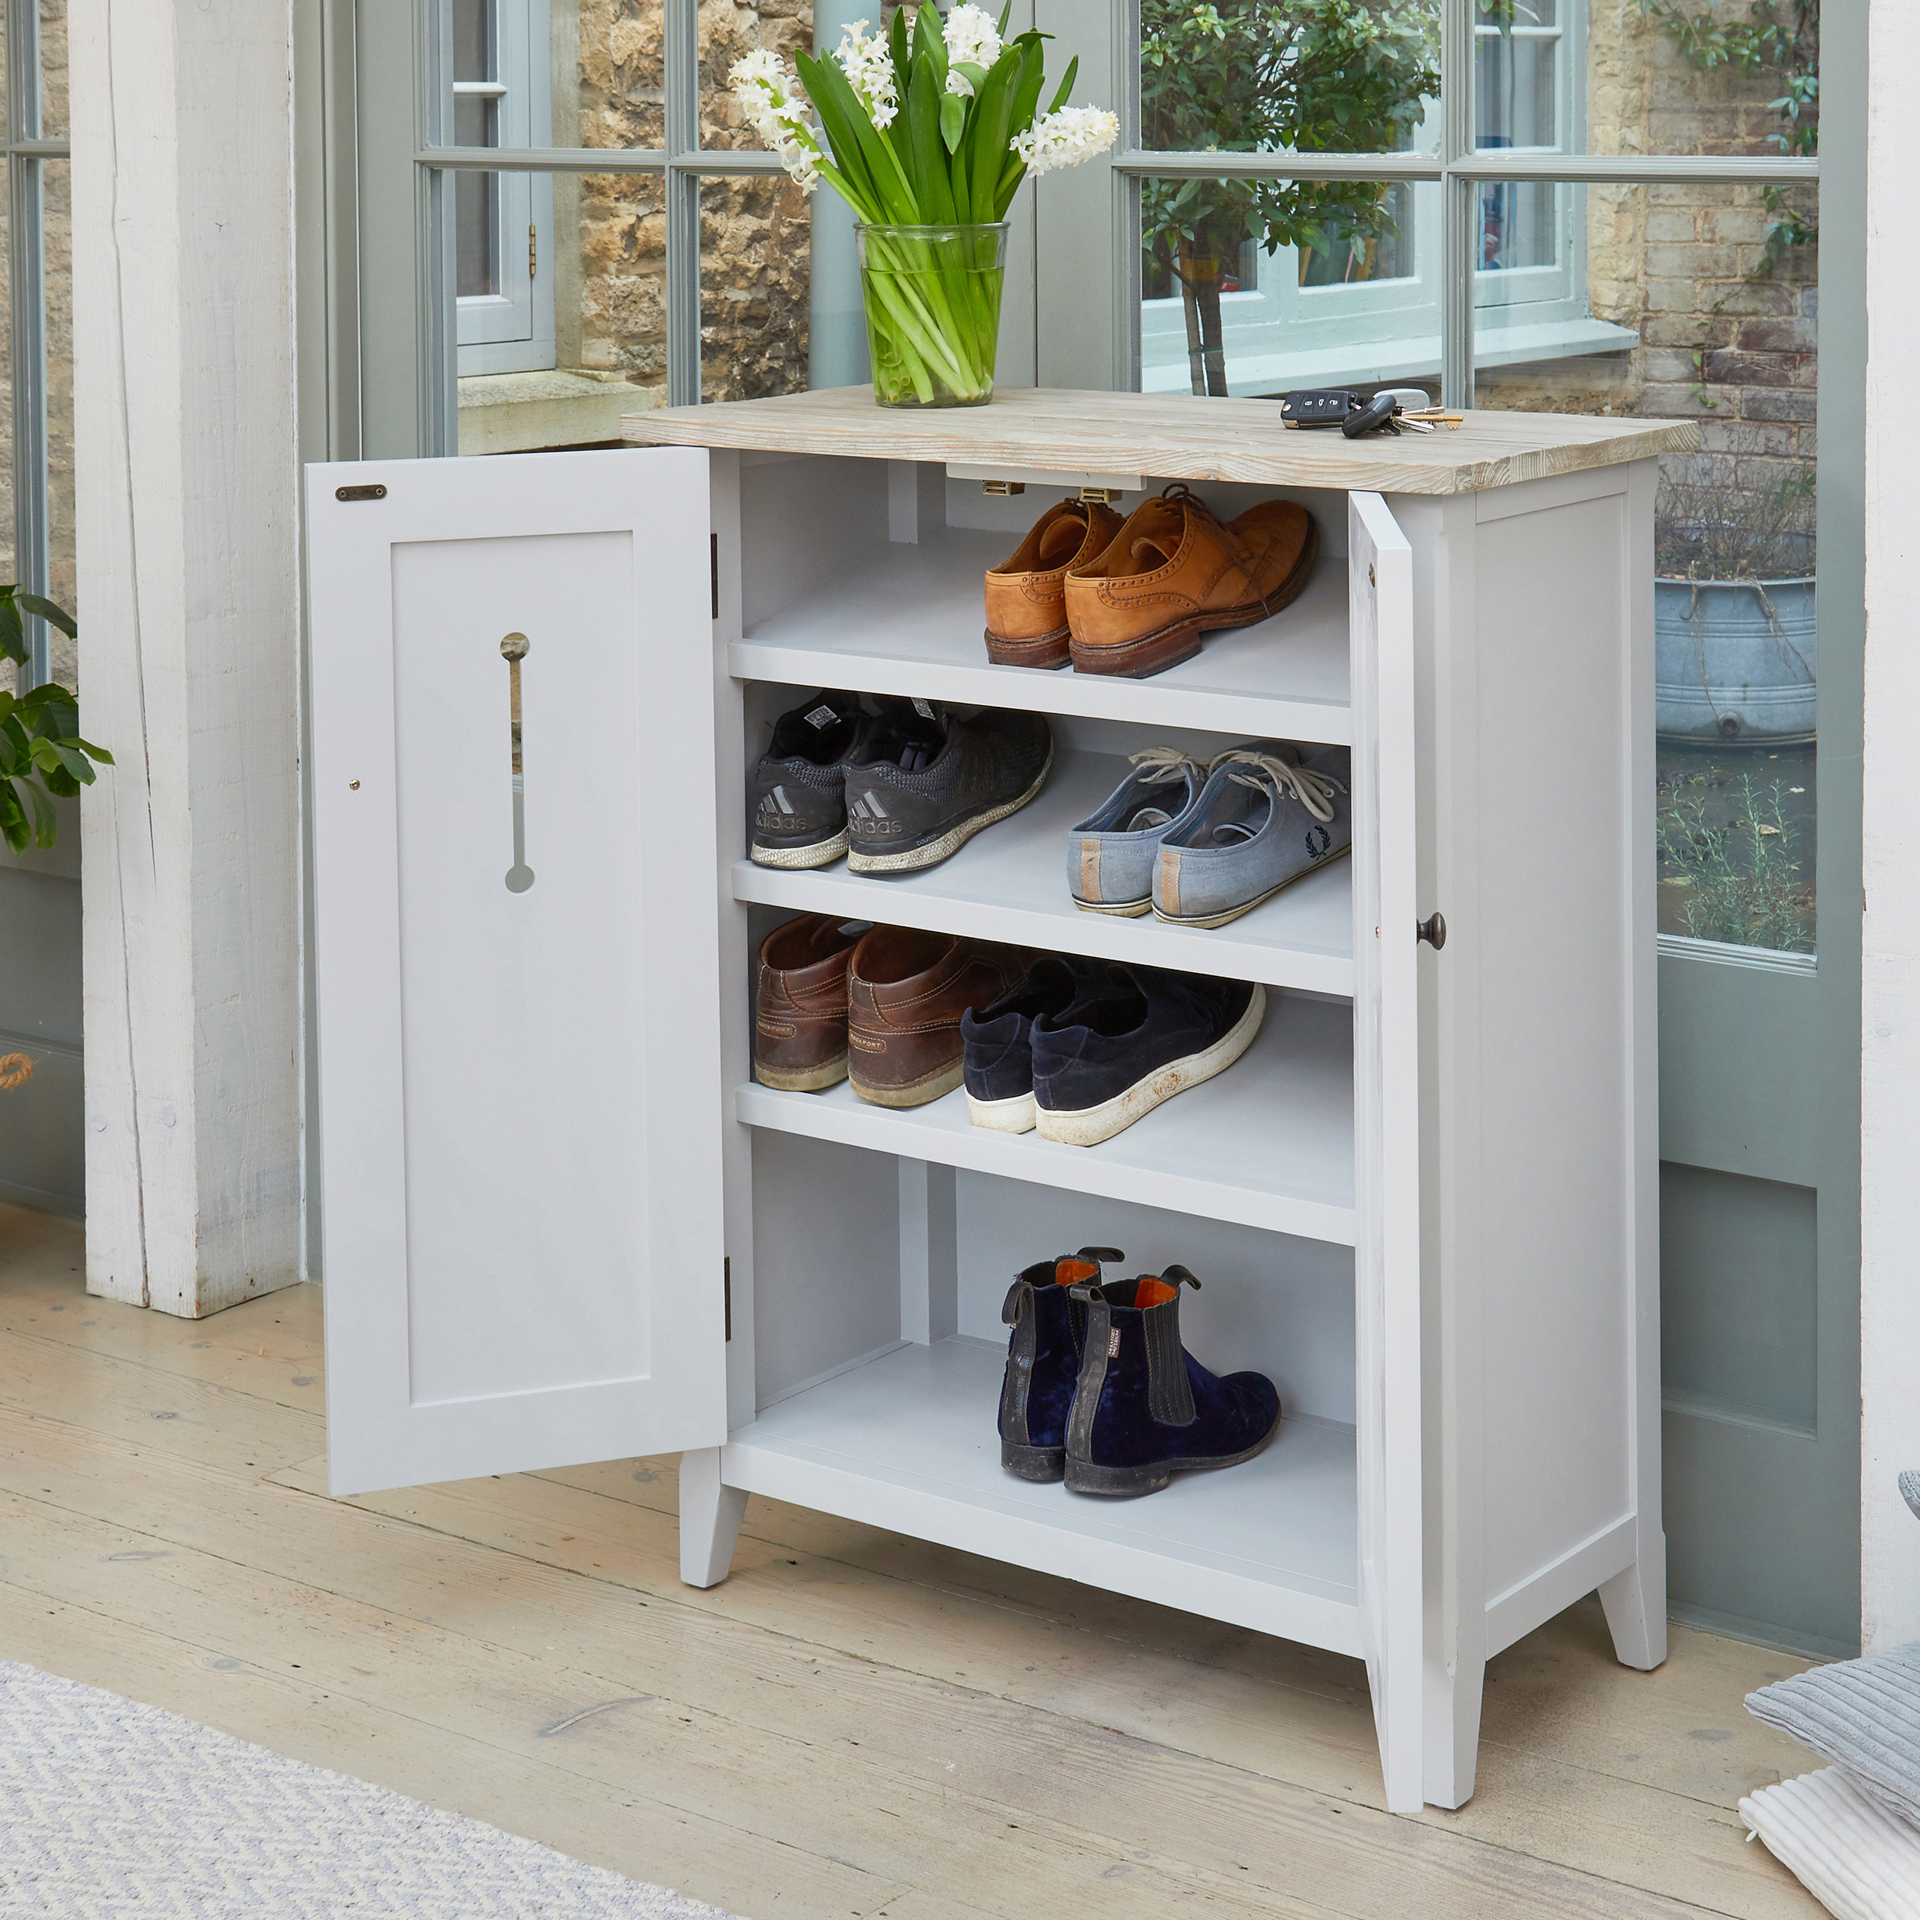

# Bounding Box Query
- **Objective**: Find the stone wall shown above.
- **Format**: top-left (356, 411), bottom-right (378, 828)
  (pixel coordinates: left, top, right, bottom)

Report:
top-left (1479, 1), bottom-right (1818, 543)
top-left (562, 0), bottom-right (813, 408)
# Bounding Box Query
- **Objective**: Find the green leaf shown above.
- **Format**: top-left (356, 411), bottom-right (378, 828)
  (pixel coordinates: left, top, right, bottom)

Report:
top-left (967, 44), bottom-right (1024, 225)
top-left (16, 593), bottom-right (76, 639)
top-left (74, 738), bottom-right (114, 766)
top-left (0, 779), bottom-right (27, 855)
top-left (804, 43), bottom-right (922, 220)
top-left (0, 597), bottom-right (23, 668)
top-left (889, 3), bottom-right (912, 99)
top-left (908, 56), bottom-right (960, 221)
top-left (1045, 53), bottom-right (1078, 114)
top-left (26, 779), bottom-right (55, 849)
top-left (951, 61), bottom-right (989, 94)
top-left (794, 49), bottom-right (885, 218)
top-left (996, 0), bottom-right (1012, 33)
top-left (939, 89), bottom-right (966, 152)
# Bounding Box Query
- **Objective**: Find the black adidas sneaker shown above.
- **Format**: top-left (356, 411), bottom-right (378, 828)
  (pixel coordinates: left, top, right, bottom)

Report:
top-left (845, 703), bottom-right (1053, 875)
top-left (748, 691), bottom-right (872, 869)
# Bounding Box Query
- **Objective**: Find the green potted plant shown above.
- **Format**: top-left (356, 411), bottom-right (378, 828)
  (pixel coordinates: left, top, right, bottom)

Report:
top-left (1655, 470), bottom-right (1816, 744)
top-left (1140, 0), bottom-right (1439, 397)
top-left (0, 589), bottom-right (110, 852)
top-left (730, 4), bottom-right (1117, 408)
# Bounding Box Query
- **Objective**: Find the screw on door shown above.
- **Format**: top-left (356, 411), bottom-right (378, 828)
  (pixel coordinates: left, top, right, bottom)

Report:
top-left (502, 633), bottom-right (535, 893)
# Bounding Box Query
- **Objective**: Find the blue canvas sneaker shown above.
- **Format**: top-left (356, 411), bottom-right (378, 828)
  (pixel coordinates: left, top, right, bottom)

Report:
top-left (1152, 743), bottom-right (1352, 928)
top-left (1066, 746), bottom-right (1217, 917)
top-left (1064, 1266), bottom-right (1281, 1497)
top-left (998, 1245), bottom-right (1126, 1482)
top-left (960, 954), bottom-right (1095, 1133)
top-left (1031, 964), bottom-right (1265, 1146)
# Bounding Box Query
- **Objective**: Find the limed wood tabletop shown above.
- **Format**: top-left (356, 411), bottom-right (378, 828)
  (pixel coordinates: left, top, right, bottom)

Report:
top-left (620, 384), bottom-right (1701, 495)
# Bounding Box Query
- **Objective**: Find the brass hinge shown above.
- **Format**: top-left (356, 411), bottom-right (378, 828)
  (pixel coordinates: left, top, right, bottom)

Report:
top-left (529, 223), bottom-right (538, 281)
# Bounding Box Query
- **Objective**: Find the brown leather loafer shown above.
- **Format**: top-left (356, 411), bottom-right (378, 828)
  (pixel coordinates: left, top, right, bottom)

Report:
top-left (984, 498), bottom-right (1124, 669)
top-left (1064, 485), bottom-right (1319, 679)
top-left (847, 927), bottom-right (1026, 1108)
top-left (753, 913), bottom-right (863, 1092)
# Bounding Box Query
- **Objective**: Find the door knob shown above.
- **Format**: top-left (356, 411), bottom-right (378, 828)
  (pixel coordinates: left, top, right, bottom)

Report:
top-left (1417, 913), bottom-right (1447, 950)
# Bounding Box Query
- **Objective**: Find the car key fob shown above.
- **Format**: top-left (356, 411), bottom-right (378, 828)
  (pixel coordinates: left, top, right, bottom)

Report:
top-left (1342, 391), bottom-right (1400, 438)
top-left (1280, 389), bottom-right (1359, 429)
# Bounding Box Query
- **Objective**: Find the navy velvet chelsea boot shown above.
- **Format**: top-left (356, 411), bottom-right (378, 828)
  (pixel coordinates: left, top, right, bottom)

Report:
top-left (998, 1246), bottom-right (1125, 1481)
top-left (1064, 1267), bottom-right (1281, 1496)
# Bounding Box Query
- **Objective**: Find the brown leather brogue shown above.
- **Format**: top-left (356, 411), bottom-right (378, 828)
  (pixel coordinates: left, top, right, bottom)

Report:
top-left (847, 927), bottom-right (1026, 1108)
top-left (984, 498), bottom-right (1124, 669)
top-left (1064, 485), bottom-right (1319, 679)
top-left (753, 913), bottom-right (863, 1092)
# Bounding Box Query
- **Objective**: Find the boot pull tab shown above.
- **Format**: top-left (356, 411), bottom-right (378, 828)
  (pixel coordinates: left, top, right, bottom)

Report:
top-left (1076, 1245), bottom-right (1125, 1265)
top-left (1001, 1278), bottom-right (1026, 1326)
top-left (1162, 1264), bottom-right (1202, 1292)
top-left (1069, 1280), bottom-right (1109, 1305)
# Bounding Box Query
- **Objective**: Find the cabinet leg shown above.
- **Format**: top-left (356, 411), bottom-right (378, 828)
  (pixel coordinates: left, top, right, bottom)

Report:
top-left (1423, 1654), bottom-right (1487, 1809)
top-left (678, 1446), bottom-right (746, 1589)
top-left (1599, 1535), bottom-right (1668, 1671)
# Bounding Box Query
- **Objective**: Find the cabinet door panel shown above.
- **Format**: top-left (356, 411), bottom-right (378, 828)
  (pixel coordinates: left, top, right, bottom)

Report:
top-left (1349, 490), bottom-right (1423, 1811)
top-left (307, 449), bottom-right (726, 1494)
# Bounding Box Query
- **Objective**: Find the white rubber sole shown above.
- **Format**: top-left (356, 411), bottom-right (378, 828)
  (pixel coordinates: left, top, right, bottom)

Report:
top-left (846, 748), bottom-right (1053, 875)
top-left (1072, 896), bottom-right (1152, 919)
top-left (750, 829), bottom-right (848, 871)
top-left (1034, 983), bottom-right (1267, 1147)
top-left (967, 1089), bottom-right (1036, 1133)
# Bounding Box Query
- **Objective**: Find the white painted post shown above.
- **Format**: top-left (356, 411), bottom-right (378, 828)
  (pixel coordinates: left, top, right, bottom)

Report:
top-left (72, 1), bottom-right (303, 1315)
top-left (1861, 0), bottom-right (1920, 1651)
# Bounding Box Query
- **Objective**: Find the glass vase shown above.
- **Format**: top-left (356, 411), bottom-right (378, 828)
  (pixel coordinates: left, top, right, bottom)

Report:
top-left (855, 222), bottom-right (1009, 409)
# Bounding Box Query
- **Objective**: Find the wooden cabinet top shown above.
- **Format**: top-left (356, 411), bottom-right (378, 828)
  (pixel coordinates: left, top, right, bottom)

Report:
top-left (619, 385), bottom-right (1699, 497)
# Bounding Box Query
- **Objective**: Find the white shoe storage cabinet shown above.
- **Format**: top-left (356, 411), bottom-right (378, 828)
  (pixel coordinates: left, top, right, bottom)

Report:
top-left (306, 389), bottom-right (1697, 1812)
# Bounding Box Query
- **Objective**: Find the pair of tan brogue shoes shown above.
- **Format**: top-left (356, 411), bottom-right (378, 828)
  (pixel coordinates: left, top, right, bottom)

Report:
top-left (983, 485), bottom-right (1319, 680)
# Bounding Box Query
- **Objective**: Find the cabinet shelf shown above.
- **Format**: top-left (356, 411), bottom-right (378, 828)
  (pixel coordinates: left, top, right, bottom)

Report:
top-left (730, 527), bottom-right (1352, 745)
top-left (724, 1336), bottom-right (1363, 1654)
top-left (735, 990), bottom-right (1356, 1244)
top-left (732, 750), bottom-right (1355, 996)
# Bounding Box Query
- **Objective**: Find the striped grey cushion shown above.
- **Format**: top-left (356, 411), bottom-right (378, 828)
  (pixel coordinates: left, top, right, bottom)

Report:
top-left (1748, 1642), bottom-right (1920, 1830)
top-left (1900, 1470), bottom-right (1920, 1523)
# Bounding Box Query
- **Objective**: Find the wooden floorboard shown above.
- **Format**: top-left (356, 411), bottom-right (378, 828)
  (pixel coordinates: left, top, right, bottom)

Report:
top-left (0, 1202), bottom-right (1823, 1920)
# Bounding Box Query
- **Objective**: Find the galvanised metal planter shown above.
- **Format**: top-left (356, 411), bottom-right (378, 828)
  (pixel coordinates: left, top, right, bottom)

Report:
top-left (1654, 575), bottom-right (1817, 744)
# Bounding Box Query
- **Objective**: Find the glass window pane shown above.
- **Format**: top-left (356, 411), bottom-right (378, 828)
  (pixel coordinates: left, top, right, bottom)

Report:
top-left (701, 1), bottom-right (808, 151)
top-left (39, 0), bottom-right (67, 144)
top-left (1575, 0), bottom-right (1819, 157)
top-left (1140, 0), bottom-right (1440, 154)
top-left (454, 168), bottom-right (668, 452)
top-left (700, 174), bottom-right (813, 402)
top-left (1475, 5), bottom-right (1559, 152)
top-left (1474, 180), bottom-right (1819, 956)
top-left (1137, 175), bottom-right (1434, 398)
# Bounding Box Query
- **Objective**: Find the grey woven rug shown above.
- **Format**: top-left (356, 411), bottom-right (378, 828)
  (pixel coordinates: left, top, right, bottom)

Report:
top-left (0, 1661), bottom-right (737, 1918)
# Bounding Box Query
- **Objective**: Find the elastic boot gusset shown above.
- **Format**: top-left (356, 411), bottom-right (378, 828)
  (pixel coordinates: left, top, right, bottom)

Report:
top-left (1064, 1268), bottom-right (1281, 1497)
top-left (998, 1246), bottom-right (1125, 1481)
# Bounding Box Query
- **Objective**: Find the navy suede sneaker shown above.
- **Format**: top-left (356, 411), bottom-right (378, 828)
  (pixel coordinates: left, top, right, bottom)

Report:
top-left (1065, 1267), bottom-right (1281, 1497)
top-left (960, 954), bottom-right (1098, 1133)
top-left (1031, 965), bottom-right (1265, 1146)
top-left (998, 1246), bottom-right (1125, 1481)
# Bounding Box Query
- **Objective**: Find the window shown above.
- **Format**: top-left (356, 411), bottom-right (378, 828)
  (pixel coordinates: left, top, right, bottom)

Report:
top-left (1138, 0), bottom-right (1637, 398)
top-left (452, 0), bottom-right (555, 377)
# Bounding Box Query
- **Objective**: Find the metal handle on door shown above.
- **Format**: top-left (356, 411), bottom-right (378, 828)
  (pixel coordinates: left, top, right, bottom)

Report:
top-left (502, 633), bottom-right (535, 893)
top-left (1417, 913), bottom-right (1446, 950)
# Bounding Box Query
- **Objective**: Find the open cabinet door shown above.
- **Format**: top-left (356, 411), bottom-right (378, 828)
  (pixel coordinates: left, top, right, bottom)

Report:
top-left (306, 449), bottom-right (726, 1495)
top-left (1349, 491), bottom-right (1424, 1812)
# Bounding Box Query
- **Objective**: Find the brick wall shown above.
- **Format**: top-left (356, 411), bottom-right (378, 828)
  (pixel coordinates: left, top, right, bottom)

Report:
top-left (1479, 1), bottom-right (1818, 553)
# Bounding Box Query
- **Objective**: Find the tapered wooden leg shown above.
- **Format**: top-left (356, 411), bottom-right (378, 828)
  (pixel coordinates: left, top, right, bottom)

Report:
top-left (1423, 1652), bottom-right (1486, 1809)
top-left (678, 1446), bottom-right (746, 1589)
top-left (1600, 1534), bottom-right (1668, 1671)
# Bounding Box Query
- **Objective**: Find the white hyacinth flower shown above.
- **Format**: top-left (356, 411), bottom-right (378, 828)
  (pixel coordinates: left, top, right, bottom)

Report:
top-left (833, 19), bottom-right (899, 129)
top-left (727, 49), bottom-right (822, 193)
top-left (1010, 104), bottom-right (1119, 175)
top-left (942, 3), bottom-right (1002, 94)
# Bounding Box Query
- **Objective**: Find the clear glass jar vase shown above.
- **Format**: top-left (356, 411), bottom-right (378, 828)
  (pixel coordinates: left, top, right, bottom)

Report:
top-left (855, 222), bottom-right (1008, 409)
